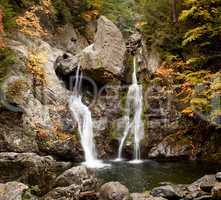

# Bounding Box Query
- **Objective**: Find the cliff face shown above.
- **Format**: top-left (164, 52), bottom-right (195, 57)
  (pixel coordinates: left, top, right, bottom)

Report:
top-left (0, 0), bottom-right (220, 164)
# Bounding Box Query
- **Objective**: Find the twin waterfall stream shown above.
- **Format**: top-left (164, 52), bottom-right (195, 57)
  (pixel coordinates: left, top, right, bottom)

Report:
top-left (69, 56), bottom-right (144, 168)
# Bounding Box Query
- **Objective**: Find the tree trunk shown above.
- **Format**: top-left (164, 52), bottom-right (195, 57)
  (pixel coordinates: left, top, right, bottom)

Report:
top-left (0, 8), bottom-right (5, 48)
top-left (171, 0), bottom-right (177, 23)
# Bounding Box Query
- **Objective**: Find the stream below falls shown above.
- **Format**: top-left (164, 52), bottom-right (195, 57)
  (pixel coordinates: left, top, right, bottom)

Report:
top-left (95, 160), bottom-right (221, 193)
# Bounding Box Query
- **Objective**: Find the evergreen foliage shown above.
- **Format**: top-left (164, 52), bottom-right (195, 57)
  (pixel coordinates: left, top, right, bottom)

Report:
top-left (179, 0), bottom-right (221, 68)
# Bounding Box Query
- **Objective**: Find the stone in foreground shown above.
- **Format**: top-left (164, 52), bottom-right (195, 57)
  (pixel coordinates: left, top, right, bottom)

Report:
top-left (99, 182), bottom-right (130, 200)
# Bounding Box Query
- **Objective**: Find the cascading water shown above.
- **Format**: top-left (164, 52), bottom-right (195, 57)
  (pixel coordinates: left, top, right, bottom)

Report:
top-left (117, 56), bottom-right (144, 163)
top-left (69, 66), bottom-right (107, 168)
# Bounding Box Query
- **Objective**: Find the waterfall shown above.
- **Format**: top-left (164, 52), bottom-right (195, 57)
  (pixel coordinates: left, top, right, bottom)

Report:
top-left (69, 66), bottom-right (107, 168)
top-left (117, 56), bottom-right (144, 163)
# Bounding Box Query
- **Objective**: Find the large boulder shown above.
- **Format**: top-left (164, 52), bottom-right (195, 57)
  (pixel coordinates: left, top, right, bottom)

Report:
top-left (80, 16), bottom-right (126, 82)
top-left (56, 16), bottom-right (126, 83)
top-left (54, 166), bottom-right (98, 192)
top-left (79, 16), bottom-right (126, 83)
top-left (43, 166), bottom-right (98, 200)
top-left (151, 185), bottom-right (183, 200)
top-left (99, 182), bottom-right (130, 200)
top-left (185, 175), bottom-right (216, 199)
top-left (0, 152), bottom-right (71, 195)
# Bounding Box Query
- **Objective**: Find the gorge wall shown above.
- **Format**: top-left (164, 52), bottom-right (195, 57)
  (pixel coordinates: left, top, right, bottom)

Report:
top-left (0, 0), bottom-right (220, 164)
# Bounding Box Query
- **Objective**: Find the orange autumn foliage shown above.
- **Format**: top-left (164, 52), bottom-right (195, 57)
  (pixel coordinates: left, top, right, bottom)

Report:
top-left (16, 0), bottom-right (52, 38)
top-left (156, 66), bottom-right (173, 77)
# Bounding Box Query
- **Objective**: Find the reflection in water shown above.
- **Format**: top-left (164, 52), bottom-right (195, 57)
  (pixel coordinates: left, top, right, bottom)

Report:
top-left (96, 160), bottom-right (221, 193)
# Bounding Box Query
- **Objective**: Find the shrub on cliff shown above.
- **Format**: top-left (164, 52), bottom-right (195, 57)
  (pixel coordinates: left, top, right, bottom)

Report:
top-left (0, 48), bottom-right (15, 86)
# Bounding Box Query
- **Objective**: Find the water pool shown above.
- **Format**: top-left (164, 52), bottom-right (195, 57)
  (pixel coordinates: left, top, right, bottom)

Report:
top-left (96, 160), bottom-right (221, 193)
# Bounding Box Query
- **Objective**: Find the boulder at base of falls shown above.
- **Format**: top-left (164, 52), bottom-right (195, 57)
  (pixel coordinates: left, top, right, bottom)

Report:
top-left (99, 182), bottom-right (130, 200)
top-left (54, 166), bottom-right (98, 191)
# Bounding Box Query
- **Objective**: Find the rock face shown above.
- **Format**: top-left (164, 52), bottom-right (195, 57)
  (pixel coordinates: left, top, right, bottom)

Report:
top-left (148, 136), bottom-right (193, 160)
top-left (80, 16), bottom-right (126, 83)
top-left (99, 182), bottom-right (130, 200)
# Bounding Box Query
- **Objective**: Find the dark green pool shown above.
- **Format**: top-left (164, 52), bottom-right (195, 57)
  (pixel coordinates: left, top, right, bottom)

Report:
top-left (96, 160), bottom-right (221, 193)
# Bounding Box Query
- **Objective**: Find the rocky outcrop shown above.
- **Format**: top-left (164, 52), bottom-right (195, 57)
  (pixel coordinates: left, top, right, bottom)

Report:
top-left (56, 16), bottom-right (126, 84)
top-left (80, 16), bottom-right (126, 83)
top-left (0, 152), bottom-right (71, 195)
top-left (149, 173), bottom-right (221, 200)
top-left (0, 109), bottom-right (38, 152)
top-left (99, 182), bottom-right (130, 200)
top-left (148, 135), bottom-right (193, 160)
top-left (43, 166), bottom-right (98, 200)
top-left (54, 166), bottom-right (97, 190)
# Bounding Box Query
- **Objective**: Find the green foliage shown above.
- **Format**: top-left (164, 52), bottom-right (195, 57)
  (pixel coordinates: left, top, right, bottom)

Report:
top-left (179, 0), bottom-right (221, 68)
top-left (0, 0), bottom-right (16, 30)
top-left (0, 48), bottom-right (15, 85)
top-left (100, 0), bottom-right (135, 34)
top-left (139, 0), bottom-right (185, 61)
top-left (52, 0), bottom-right (73, 24)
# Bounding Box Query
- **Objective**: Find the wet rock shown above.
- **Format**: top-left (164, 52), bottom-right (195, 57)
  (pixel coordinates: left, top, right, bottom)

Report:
top-left (79, 16), bottom-right (126, 83)
top-left (212, 182), bottom-right (221, 199)
top-left (0, 152), bottom-right (71, 195)
top-left (151, 185), bottom-right (183, 200)
top-left (126, 33), bottom-right (142, 55)
top-left (0, 182), bottom-right (30, 200)
top-left (215, 172), bottom-right (221, 182)
top-left (55, 166), bottom-right (98, 192)
top-left (99, 182), bottom-right (130, 200)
